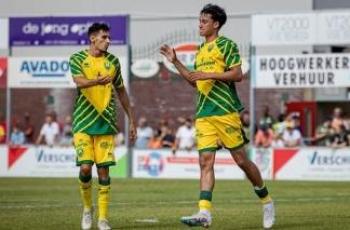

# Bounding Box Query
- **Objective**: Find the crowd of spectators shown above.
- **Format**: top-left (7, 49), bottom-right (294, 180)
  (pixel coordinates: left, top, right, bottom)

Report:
top-left (0, 112), bottom-right (73, 147)
top-left (134, 116), bottom-right (195, 154)
top-left (1, 106), bottom-right (349, 150)
top-left (254, 106), bottom-right (350, 148)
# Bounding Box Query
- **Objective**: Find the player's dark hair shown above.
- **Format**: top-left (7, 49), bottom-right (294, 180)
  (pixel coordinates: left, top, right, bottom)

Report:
top-left (200, 4), bottom-right (227, 29)
top-left (88, 23), bottom-right (110, 37)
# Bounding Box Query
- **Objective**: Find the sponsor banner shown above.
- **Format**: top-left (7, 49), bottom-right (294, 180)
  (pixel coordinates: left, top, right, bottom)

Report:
top-left (0, 57), bottom-right (7, 88)
top-left (8, 57), bottom-right (75, 88)
top-left (132, 149), bottom-right (245, 179)
top-left (0, 146), bottom-right (7, 176)
top-left (250, 148), bottom-right (273, 180)
top-left (131, 59), bottom-right (159, 78)
top-left (274, 148), bottom-right (350, 181)
top-left (252, 11), bottom-right (350, 46)
top-left (0, 18), bottom-right (9, 49)
top-left (9, 55), bottom-right (128, 89)
top-left (252, 13), bottom-right (316, 46)
top-left (163, 43), bottom-right (197, 74)
top-left (254, 53), bottom-right (350, 88)
top-left (10, 16), bottom-right (128, 46)
top-left (0, 146), bottom-right (127, 178)
top-left (317, 12), bottom-right (350, 45)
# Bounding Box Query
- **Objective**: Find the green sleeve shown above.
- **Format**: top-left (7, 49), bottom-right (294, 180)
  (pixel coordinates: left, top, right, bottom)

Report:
top-left (112, 57), bottom-right (124, 89)
top-left (223, 40), bottom-right (241, 68)
top-left (69, 54), bottom-right (84, 77)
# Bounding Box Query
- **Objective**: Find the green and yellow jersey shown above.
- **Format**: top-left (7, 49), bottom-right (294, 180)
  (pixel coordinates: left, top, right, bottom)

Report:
top-left (69, 50), bottom-right (124, 135)
top-left (195, 36), bottom-right (243, 118)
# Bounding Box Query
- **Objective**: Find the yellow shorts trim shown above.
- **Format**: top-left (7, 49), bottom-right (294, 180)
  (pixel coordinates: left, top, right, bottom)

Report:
top-left (196, 112), bottom-right (248, 153)
top-left (73, 133), bottom-right (116, 166)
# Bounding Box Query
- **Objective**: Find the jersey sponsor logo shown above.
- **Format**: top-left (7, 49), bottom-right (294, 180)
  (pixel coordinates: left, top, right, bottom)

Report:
top-left (196, 59), bottom-right (215, 69)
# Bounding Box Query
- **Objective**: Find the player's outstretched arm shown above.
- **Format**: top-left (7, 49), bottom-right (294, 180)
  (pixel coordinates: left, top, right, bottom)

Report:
top-left (73, 74), bottom-right (112, 88)
top-left (116, 86), bottom-right (137, 143)
top-left (160, 45), bottom-right (195, 87)
top-left (188, 65), bottom-right (243, 82)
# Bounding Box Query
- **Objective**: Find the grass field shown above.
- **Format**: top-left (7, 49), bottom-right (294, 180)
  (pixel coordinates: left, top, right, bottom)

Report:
top-left (0, 178), bottom-right (349, 230)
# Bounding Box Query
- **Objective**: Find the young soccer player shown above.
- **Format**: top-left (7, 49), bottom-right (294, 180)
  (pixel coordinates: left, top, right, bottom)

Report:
top-left (160, 4), bottom-right (275, 229)
top-left (69, 23), bottom-right (137, 230)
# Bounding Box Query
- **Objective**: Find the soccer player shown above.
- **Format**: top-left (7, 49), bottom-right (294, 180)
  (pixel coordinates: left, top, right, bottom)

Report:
top-left (69, 23), bottom-right (137, 230)
top-left (160, 4), bottom-right (275, 229)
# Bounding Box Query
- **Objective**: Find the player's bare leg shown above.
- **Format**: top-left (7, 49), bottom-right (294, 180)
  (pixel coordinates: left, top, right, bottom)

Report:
top-left (231, 148), bottom-right (275, 229)
top-left (181, 152), bottom-right (215, 228)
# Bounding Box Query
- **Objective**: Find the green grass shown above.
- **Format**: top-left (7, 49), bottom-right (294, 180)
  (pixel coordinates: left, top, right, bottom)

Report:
top-left (0, 178), bottom-right (349, 229)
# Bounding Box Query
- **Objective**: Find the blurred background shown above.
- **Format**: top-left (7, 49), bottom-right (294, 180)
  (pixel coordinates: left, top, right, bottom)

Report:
top-left (0, 0), bottom-right (350, 183)
top-left (1, 1), bottom-right (350, 229)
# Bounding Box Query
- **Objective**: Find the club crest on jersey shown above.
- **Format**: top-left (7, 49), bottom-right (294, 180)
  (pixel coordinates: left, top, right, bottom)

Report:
top-left (83, 62), bottom-right (90, 68)
top-left (104, 62), bottom-right (111, 70)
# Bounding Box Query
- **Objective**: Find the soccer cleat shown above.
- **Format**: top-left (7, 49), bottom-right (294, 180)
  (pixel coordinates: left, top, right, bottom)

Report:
top-left (97, 219), bottom-right (112, 230)
top-left (81, 209), bottom-right (93, 230)
top-left (263, 201), bottom-right (275, 229)
top-left (180, 211), bottom-right (212, 228)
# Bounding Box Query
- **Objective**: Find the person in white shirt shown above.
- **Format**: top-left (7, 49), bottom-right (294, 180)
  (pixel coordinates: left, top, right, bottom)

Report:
top-left (36, 114), bottom-right (59, 147)
top-left (135, 117), bottom-right (153, 149)
top-left (173, 118), bottom-right (195, 153)
top-left (282, 121), bottom-right (302, 147)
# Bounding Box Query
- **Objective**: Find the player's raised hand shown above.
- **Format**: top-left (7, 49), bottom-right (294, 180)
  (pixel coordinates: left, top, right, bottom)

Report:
top-left (160, 44), bottom-right (177, 63)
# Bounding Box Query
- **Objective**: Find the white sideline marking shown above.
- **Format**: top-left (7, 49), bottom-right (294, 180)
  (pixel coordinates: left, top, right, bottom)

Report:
top-left (135, 218), bottom-right (159, 223)
top-left (0, 196), bottom-right (349, 209)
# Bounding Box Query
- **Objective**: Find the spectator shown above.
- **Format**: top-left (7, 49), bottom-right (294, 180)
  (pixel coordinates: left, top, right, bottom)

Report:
top-left (0, 112), bottom-right (6, 144)
top-left (271, 132), bottom-right (285, 148)
top-left (148, 129), bottom-right (162, 149)
top-left (314, 117), bottom-right (334, 146)
top-left (36, 114), bottom-right (60, 147)
top-left (291, 112), bottom-right (301, 132)
top-left (173, 118), bottom-right (196, 152)
top-left (330, 124), bottom-right (350, 148)
top-left (282, 121), bottom-right (302, 148)
top-left (259, 105), bottom-right (274, 128)
top-left (60, 115), bottom-right (73, 147)
top-left (331, 107), bottom-right (348, 132)
top-left (10, 124), bottom-right (25, 146)
top-left (161, 126), bottom-right (175, 148)
top-left (158, 119), bottom-right (170, 138)
top-left (272, 113), bottom-right (286, 135)
top-left (254, 124), bottom-right (274, 148)
top-left (135, 117), bottom-right (153, 149)
top-left (23, 112), bottom-right (35, 144)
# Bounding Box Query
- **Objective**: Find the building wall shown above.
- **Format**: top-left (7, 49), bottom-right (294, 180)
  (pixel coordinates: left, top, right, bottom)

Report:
top-left (0, 0), bottom-right (313, 133)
